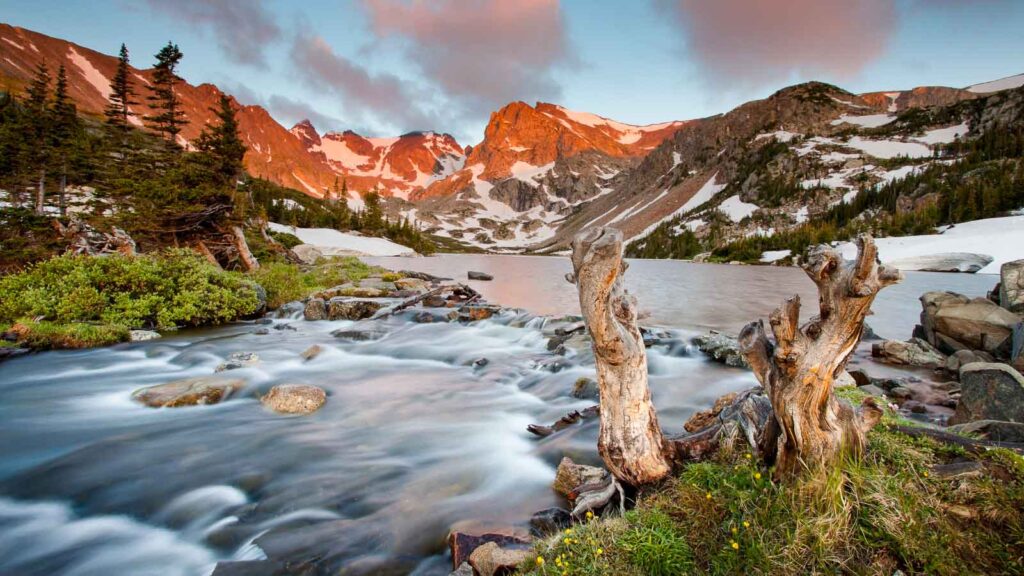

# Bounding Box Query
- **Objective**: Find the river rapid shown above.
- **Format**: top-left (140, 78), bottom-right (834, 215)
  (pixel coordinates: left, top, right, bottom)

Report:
top-left (0, 255), bottom-right (994, 575)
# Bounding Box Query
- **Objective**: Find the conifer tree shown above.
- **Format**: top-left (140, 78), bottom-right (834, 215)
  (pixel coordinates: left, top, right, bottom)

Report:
top-left (195, 94), bottom-right (246, 185)
top-left (105, 43), bottom-right (136, 129)
top-left (146, 42), bottom-right (186, 143)
top-left (24, 63), bottom-right (51, 213)
top-left (51, 64), bottom-right (79, 216)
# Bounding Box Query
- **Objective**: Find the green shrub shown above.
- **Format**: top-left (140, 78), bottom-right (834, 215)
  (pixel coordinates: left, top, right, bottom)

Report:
top-left (0, 249), bottom-right (260, 332)
top-left (249, 258), bottom-right (382, 309)
top-left (268, 230), bottom-right (303, 249)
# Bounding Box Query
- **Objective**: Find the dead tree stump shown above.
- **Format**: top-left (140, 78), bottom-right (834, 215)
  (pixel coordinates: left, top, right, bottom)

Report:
top-left (739, 235), bottom-right (900, 478)
top-left (567, 228), bottom-right (672, 485)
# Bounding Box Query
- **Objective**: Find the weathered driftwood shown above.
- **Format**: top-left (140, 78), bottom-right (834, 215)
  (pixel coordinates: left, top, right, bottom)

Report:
top-left (527, 405), bottom-right (600, 438)
top-left (568, 473), bottom-right (626, 519)
top-left (567, 228), bottom-right (672, 485)
top-left (231, 226), bottom-right (260, 271)
top-left (738, 236), bottom-right (899, 478)
top-left (889, 424), bottom-right (1024, 455)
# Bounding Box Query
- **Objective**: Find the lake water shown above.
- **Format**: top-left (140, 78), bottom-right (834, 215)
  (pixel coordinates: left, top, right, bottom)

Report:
top-left (0, 255), bottom-right (994, 575)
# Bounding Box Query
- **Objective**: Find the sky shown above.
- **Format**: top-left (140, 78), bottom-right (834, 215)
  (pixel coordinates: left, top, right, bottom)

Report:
top-left (2, 0), bottom-right (1022, 144)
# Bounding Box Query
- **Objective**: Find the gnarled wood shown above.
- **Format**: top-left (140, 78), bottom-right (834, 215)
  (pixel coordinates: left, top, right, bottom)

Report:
top-left (739, 235), bottom-right (899, 478)
top-left (568, 227), bottom-right (672, 485)
top-left (231, 225), bottom-right (260, 271)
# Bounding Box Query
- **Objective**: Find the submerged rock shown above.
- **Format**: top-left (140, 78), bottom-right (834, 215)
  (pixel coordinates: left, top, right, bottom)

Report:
top-left (448, 532), bottom-right (530, 571)
top-left (693, 331), bottom-right (748, 368)
top-left (300, 345), bottom-right (323, 361)
top-left (468, 271), bottom-right (494, 281)
top-left (260, 384), bottom-right (326, 415)
top-left (216, 352), bottom-right (260, 372)
top-left (448, 563), bottom-right (474, 576)
top-left (132, 376), bottom-right (245, 408)
top-left (950, 362), bottom-right (1024, 424)
top-left (460, 305), bottom-right (500, 322)
top-left (571, 377), bottom-right (600, 401)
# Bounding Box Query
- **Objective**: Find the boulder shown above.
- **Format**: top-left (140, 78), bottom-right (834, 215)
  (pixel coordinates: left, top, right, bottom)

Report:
top-left (529, 508), bottom-right (572, 537)
top-left (468, 271), bottom-right (494, 281)
top-left (871, 338), bottom-right (945, 368)
top-left (684, 391), bottom-right (738, 433)
top-left (945, 349), bottom-right (989, 373)
top-left (460, 305), bottom-right (500, 322)
top-left (552, 457), bottom-right (606, 497)
top-left (469, 542), bottom-right (531, 576)
top-left (300, 345), bottom-right (323, 361)
top-left (215, 352), bottom-right (260, 372)
top-left (835, 371), bottom-right (856, 388)
top-left (948, 419), bottom-right (1024, 442)
top-left (274, 300), bottom-right (305, 319)
top-left (448, 532), bottom-right (530, 571)
top-left (303, 298), bottom-right (327, 321)
top-left (920, 291), bottom-right (971, 346)
top-left (130, 330), bottom-right (161, 342)
top-left (1000, 259), bottom-right (1024, 314)
top-left (327, 298), bottom-right (383, 321)
top-left (260, 384), bottom-right (326, 415)
top-left (571, 377), bottom-right (600, 401)
top-left (933, 297), bottom-right (1020, 356)
top-left (332, 328), bottom-right (387, 341)
top-left (132, 376), bottom-right (244, 408)
top-left (449, 563), bottom-right (474, 576)
top-left (423, 295), bottom-right (448, 308)
top-left (692, 331), bottom-right (748, 368)
top-left (950, 362), bottom-right (1024, 424)
top-left (291, 244), bottom-right (323, 265)
top-left (394, 277), bottom-right (429, 292)
top-left (859, 384), bottom-right (886, 397)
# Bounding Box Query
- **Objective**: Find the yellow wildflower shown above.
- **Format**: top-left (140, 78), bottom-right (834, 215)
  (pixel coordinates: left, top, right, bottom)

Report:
top-left (564, 528), bottom-right (573, 535)
top-left (563, 537), bottom-right (571, 545)
top-left (731, 527), bottom-right (737, 534)
top-left (731, 541), bottom-right (739, 550)
top-left (597, 548), bottom-right (604, 555)
top-left (743, 521), bottom-right (750, 528)
top-left (586, 510), bottom-right (594, 519)
top-left (536, 556), bottom-right (545, 566)
top-left (706, 492), bottom-right (712, 500)
top-left (754, 472), bottom-right (762, 480)
top-left (745, 453), bottom-right (752, 459)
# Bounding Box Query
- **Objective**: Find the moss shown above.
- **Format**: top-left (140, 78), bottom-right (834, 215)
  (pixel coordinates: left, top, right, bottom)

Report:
top-left (8, 320), bottom-right (129, 349)
top-left (520, 422), bottom-right (1024, 576)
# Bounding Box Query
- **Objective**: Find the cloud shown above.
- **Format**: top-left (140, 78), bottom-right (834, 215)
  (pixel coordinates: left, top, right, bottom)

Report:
top-left (144, 0), bottom-right (281, 68)
top-left (362, 0), bottom-right (573, 118)
top-left (658, 0), bottom-right (897, 88)
top-left (288, 33), bottom-right (442, 133)
top-left (266, 94), bottom-right (347, 134)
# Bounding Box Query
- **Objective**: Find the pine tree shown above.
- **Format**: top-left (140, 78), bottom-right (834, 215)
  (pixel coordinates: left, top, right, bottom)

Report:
top-left (195, 94), bottom-right (246, 185)
top-left (105, 43), bottom-right (136, 129)
top-left (24, 63), bottom-right (52, 213)
top-left (146, 42), bottom-right (186, 143)
top-left (51, 64), bottom-right (79, 216)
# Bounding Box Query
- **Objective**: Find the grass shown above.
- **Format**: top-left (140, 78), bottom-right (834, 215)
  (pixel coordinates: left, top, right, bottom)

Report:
top-left (520, 394), bottom-right (1024, 576)
top-left (248, 257), bottom-right (391, 309)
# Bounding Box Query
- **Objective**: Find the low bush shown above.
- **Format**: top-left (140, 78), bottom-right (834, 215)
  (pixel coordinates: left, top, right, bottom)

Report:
top-left (249, 257), bottom-right (385, 309)
top-left (0, 249), bottom-right (261, 335)
top-left (5, 320), bottom-right (130, 349)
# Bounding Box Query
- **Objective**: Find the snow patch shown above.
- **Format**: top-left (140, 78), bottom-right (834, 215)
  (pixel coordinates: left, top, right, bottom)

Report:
top-left (678, 172), bottom-right (727, 215)
top-left (761, 249), bottom-right (792, 263)
top-left (830, 114), bottom-right (895, 128)
top-left (718, 195), bottom-right (759, 222)
top-left (966, 73), bottom-right (1024, 94)
top-left (911, 123), bottom-right (969, 145)
top-left (835, 215), bottom-right (1024, 274)
top-left (755, 130), bottom-right (801, 143)
top-left (67, 47), bottom-right (110, 100)
top-left (268, 222), bottom-right (415, 257)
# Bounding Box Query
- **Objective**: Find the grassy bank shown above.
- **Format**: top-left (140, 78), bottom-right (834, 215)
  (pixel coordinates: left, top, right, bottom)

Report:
top-left (250, 257), bottom-right (390, 309)
top-left (521, 390), bottom-right (1024, 575)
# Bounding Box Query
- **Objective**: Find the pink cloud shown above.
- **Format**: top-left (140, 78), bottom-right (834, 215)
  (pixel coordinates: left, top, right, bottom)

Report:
top-left (362, 0), bottom-right (573, 116)
top-left (660, 0), bottom-right (897, 87)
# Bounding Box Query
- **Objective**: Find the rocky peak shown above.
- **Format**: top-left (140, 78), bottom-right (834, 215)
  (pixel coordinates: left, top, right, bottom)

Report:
top-left (290, 120), bottom-right (321, 148)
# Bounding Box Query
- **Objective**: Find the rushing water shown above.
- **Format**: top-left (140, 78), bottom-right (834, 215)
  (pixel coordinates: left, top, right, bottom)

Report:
top-left (0, 256), bottom-right (994, 575)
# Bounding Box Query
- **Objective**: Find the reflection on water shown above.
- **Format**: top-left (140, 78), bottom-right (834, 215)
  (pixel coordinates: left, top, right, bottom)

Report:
top-left (0, 255), bottom-right (993, 575)
top-left (368, 254), bottom-right (995, 339)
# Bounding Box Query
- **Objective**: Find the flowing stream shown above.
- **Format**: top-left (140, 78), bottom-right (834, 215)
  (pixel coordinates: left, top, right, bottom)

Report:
top-left (0, 255), bottom-right (994, 575)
